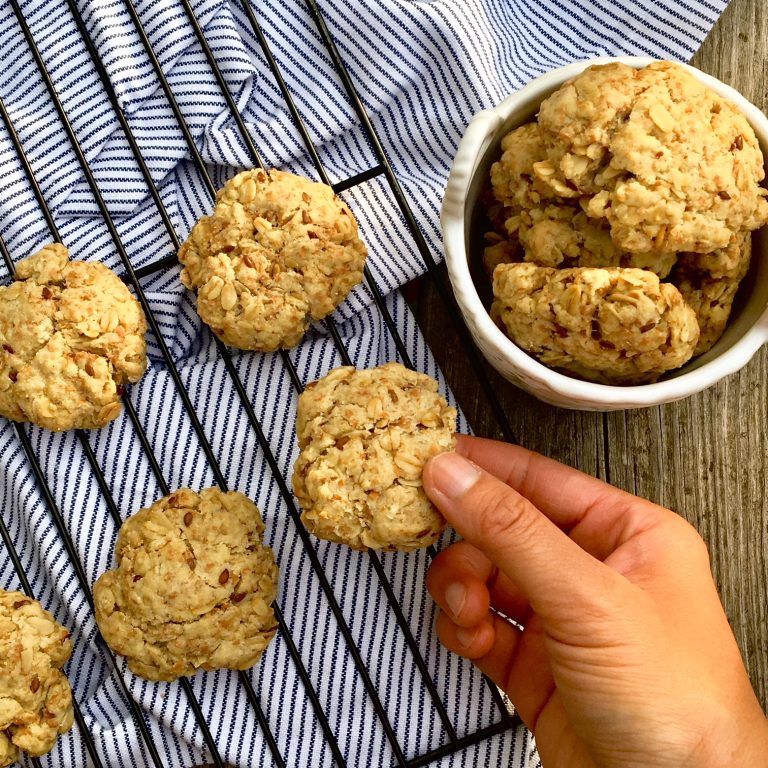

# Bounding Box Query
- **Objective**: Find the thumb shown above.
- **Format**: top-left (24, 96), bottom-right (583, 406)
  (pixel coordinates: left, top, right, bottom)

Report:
top-left (423, 451), bottom-right (623, 623)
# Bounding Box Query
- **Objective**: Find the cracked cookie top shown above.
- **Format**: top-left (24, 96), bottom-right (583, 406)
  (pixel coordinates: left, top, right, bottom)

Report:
top-left (0, 243), bottom-right (148, 431)
top-left (178, 169), bottom-right (368, 352)
top-left (93, 488), bottom-right (279, 682)
top-left (537, 61), bottom-right (768, 253)
top-left (292, 363), bottom-right (457, 551)
top-left (0, 590), bottom-right (74, 767)
top-left (491, 263), bottom-right (699, 384)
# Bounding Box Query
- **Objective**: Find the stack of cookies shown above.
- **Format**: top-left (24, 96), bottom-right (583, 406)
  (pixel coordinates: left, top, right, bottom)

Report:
top-left (486, 61), bottom-right (768, 384)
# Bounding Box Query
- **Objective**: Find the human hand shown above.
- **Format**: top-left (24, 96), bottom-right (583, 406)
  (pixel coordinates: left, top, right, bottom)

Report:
top-left (423, 435), bottom-right (768, 768)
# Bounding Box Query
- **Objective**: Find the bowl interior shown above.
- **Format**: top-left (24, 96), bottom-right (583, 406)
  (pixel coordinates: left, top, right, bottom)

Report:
top-left (464, 78), bottom-right (768, 383)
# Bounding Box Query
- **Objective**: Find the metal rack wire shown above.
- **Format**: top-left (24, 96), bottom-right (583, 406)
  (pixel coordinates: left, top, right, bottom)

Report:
top-left (0, 1), bottom-right (522, 765)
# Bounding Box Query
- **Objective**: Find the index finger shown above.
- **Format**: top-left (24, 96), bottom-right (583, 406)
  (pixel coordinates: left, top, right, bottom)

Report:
top-left (454, 435), bottom-right (665, 560)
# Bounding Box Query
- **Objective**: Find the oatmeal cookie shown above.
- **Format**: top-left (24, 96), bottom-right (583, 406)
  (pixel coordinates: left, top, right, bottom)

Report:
top-left (0, 243), bottom-right (148, 431)
top-left (490, 122), bottom-right (560, 211)
top-left (491, 263), bottom-right (699, 384)
top-left (178, 169), bottom-right (368, 351)
top-left (673, 232), bottom-right (752, 355)
top-left (292, 363), bottom-right (457, 551)
top-left (537, 61), bottom-right (768, 253)
top-left (517, 204), bottom-right (677, 277)
top-left (93, 488), bottom-right (278, 682)
top-left (489, 118), bottom-right (677, 280)
top-left (0, 590), bottom-right (74, 767)
top-left (536, 62), bottom-right (649, 193)
top-left (482, 233), bottom-right (519, 278)
top-left (534, 61), bottom-right (768, 253)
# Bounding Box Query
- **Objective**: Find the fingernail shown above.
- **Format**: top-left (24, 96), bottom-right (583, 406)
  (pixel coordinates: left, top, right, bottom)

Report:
top-left (429, 453), bottom-right (482, 500)
top-left (455, 626), bottom-right (476, 649)
top-left (444, 583), bottom-right (466, 619)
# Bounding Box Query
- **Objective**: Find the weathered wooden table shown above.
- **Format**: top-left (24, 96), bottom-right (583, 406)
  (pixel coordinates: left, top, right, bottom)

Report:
top-left (416, 0), bottom-right (768, 712)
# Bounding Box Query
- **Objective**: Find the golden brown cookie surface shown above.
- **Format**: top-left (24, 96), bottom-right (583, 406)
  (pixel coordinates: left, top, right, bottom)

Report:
top-left (538, 61), bottom-right (768, 254)
top-left (178, 169), bottom-right (368, 351)
top-left (517, 204), bottom-right (677, 277)
top-left (292, 363), bottom-right (457, 551)
top-left (489, 121), bottom-right (677, 277)
top-left (0, 590), bottom-right (74, 767)
top-left (672, 232), bottom-right (752, 355)
top-left (93, 488), bottom-right (278, 682)
top-left (491, 264), bottom-right (699, 384)
top-left (0, 243), bottom-right (148, 431)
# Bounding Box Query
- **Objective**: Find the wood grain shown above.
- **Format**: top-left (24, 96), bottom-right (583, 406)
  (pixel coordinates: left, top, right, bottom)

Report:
top-left (415, 0), bottom-right (768, 710)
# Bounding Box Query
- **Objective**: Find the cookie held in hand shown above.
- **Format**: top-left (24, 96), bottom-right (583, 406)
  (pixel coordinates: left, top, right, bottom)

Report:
top-left (292, 362), bottom-right (457, 551)
top-left (94, 488), bottom-right (279, 682)
top-left (0, 243), bottom-right (148, 431)
top-left (0, 590), bottom-right (74, 767)
top-left (178, 169), bottom-right (368, 351)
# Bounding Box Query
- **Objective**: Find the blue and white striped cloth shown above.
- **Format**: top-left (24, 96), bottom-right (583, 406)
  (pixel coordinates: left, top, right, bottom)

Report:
top-left (0, 1), bottom-right (727, 766)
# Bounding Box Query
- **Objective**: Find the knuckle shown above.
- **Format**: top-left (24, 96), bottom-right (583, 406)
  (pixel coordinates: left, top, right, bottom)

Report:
top-left (473, 481), bottom-right (533, 545)
top-left (682, 521), bottom-right (711, 563)
top-left (665, 512), bottom-right (711, 563)
top-left (424, 563), bottom-right (439, 597)
top-left (425, 552), bottom-right (449, 595)
top-left (428, 542), bottom-right (463, 575)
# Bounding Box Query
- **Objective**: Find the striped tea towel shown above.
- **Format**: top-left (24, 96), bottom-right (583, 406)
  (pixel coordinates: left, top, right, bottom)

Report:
top-left (0, 0), bottom-right (727, 766)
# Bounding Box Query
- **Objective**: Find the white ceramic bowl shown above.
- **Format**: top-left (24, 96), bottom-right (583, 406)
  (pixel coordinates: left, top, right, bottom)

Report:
top-left (441, 57), bottom-right (768, 410)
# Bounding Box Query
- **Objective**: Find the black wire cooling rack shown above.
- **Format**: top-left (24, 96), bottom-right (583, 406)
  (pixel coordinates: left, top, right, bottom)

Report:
top-left (0, 1), bottom-right (524, 765)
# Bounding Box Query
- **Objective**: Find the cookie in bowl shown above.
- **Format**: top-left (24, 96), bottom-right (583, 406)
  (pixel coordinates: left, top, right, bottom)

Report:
top-left (491, 264), bottom-right (699, 384)
top-left (536, 61), bottom-right (768, 254)
top-left (441, 57), bottom-right (768, 409)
